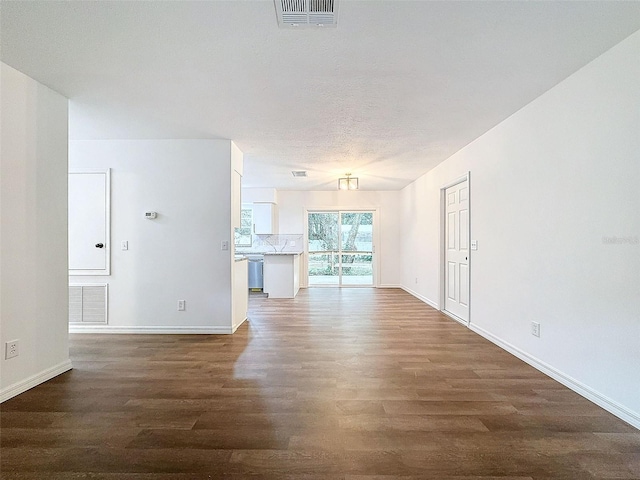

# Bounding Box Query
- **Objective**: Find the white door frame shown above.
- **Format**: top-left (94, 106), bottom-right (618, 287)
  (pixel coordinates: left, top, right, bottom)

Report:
top-left (303, 207), bottom-right (380, 288)
top-left (439, 172), bottom-right (471, 326)
top-left (69, 169), bottom-right (111, 276)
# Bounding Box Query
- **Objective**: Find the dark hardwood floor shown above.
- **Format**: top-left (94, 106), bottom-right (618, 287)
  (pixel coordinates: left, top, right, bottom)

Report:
top-left (1, 288), bottom-right (638, 479)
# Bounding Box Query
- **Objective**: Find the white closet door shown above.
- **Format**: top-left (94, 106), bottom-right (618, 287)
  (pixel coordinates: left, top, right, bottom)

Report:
top-left (69, 170), bottom-right (110, 275)
top-left (444, 179), bottom-right (469, 322)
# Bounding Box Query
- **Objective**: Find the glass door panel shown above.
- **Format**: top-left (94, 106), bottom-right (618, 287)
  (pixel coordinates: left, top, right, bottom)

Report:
top-left (308, 252), bottom-right (339, 285)
top-left (340, 253), bottom-right (373, 285)
top-left (341, 212), bottom-right (373, 252)
top-left (340, 212), bottom-right (373, 285)
top-left (308, 212), bottom-right (339, 286)
top-left (308, 211), bottom-right (374, 287)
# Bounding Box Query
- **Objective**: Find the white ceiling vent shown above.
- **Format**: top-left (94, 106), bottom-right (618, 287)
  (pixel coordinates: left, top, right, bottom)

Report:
top-left (275, 0), bottom-right (338, 28)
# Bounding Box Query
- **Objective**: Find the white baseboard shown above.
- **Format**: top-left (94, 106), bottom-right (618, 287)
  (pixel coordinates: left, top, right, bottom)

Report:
top-left (69, 325), bottom-right (234, 334)
top-left (400, 286), bottom-right (639, 429)
top-left (378, 284), bottom-right (401, 288)
top-left (441, 309), bottom-right (469, 326)
top-left (400, 285), bottom-right (439, 310)
top-left (469, 323), bottom-right (640, 430)
top-left (1, 359), bottom-right (73, 403)
top-left (231, 317), bottom-right (248, 333)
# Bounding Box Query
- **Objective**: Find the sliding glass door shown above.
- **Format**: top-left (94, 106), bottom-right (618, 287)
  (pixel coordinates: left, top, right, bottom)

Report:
top-left (308, 212), bottom-right (340, 286)
top-left (307, 211), bottom-right (373, 287)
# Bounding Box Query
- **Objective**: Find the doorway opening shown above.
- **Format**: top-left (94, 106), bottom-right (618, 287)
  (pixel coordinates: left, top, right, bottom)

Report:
top-left (307, 211), bottom-right (374, 287)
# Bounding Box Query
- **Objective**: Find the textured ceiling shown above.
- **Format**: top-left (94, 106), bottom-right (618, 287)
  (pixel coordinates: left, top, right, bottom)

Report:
top-left (2, 1), bottom-right (639, 190)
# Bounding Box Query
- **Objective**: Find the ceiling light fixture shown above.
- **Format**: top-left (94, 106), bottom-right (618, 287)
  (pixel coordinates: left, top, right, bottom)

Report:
top-left (338, 173), bottom-right (358, 191)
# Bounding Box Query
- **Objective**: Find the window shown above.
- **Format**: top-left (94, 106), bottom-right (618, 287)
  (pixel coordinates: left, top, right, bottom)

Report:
top-left (235, 208), bottom-right (253, 247)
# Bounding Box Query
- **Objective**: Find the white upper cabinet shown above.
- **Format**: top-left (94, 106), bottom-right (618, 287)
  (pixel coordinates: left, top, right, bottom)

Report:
top-left (253, 202), bottom-right (277, 234)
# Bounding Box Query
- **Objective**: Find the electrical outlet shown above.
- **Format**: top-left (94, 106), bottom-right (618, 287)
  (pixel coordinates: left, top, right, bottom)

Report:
top-left (5, 340), bottom-right (19, 359)
top-left (531, 321), bottom-right (540, 337)
top-left (178, 300), bottom-right (186, 311)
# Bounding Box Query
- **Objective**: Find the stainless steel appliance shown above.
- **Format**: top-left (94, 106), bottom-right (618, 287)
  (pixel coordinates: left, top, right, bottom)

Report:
top-left (247, 255), bottom-right (264, 289)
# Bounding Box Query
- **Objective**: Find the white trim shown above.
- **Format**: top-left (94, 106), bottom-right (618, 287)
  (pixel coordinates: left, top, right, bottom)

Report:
top-left (69, 325), bottom-right (234, 334)
top-left (69, 169), bottom-right (111, 276)
top-left (440, 171), bottom-right (471, 325)
top-left (378, 284), bottom-right (401, 289)
top-left (441, 309), bottom-right (468, 327)
top-left (232, 317), bottom-right (248, 333)
top-left (469, 323), bottom-right (640, 430)
top-left (440, 172), bottom-right (471, 191)
top-left (402, 282), bottom-right (640, 429)
top-left (0, 359), bottom-right (73, 403)
top-left (401, 286), bottom-right (439, 310)
top-left (307, 284), bottom-right (374, 289)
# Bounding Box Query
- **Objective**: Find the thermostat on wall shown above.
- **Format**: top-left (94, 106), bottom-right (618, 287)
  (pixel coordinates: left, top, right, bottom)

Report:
top-left (145, 212), bottom-right (157, 219)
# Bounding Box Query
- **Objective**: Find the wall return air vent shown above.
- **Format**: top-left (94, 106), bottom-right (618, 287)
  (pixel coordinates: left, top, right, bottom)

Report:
top-left (275, 0), bottom-right (339, 28)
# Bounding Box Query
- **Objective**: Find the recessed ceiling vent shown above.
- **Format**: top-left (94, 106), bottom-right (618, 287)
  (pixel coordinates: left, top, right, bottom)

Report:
top-left (292, 170), bottom-right (307, 177)
top-left (275, 0), bottom-right (338, 28)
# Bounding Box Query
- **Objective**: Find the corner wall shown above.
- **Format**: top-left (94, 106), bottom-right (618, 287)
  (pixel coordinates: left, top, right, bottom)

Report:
top-left (400, 31), bottom-right (640, 427)
top-left (69, 139), bottom-right (236, 333)
top-left (1, 63), bottom-right (71, 401)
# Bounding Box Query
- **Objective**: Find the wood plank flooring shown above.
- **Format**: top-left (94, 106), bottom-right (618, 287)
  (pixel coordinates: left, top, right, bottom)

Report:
top-left (1, 288), bottom-right (638, 479)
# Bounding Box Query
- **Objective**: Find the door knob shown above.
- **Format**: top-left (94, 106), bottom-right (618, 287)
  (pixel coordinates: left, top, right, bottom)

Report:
top-left (95, 243), bottom-right (104, 248)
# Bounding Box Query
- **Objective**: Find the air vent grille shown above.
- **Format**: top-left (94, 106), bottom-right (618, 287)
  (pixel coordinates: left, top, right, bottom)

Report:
top-left (292, 170), bottom-right (307, 177)
top-left (281, 0), bottom-right (306, 12)
top-left (309, 13), bottom-right (334, 25)
top-left (310, 0), bottom-right (334, 12)
top-left (275, 0), bottom-right (338, 27)
top-left (69, 284), bottom-right (108, 324)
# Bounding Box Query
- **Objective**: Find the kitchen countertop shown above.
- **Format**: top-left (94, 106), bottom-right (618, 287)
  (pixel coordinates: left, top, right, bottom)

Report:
top-left (237, 251), bottom-right (303, 256)
top-left (263, 251), bottom-right (303, 255)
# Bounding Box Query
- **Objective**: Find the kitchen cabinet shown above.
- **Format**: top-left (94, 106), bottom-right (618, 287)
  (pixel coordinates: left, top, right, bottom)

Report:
top-left (263, 253), bottom-right (300, 298)
top-left (253, 202), bottom-right (277, 234)
top-left (232, 257), bottom-right (248, 332)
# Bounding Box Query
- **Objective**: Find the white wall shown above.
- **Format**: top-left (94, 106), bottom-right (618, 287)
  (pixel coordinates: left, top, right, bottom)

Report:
top-left (277, 190), bottom-right (402, 287)
top-left (69, 139), bottom-right (240, 333)
top-left (242, 188), bottom-right (277, 204)
top-left (0, 63), bottom-right (71, 401)
top-left (400, 31), bottom-right (640, 426)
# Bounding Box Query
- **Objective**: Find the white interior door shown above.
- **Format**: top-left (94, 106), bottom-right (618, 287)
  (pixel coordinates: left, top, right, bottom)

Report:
top-left (69, 170), bottom-right (110, 275)
top-left (444, 179), bottom-right (469, 322)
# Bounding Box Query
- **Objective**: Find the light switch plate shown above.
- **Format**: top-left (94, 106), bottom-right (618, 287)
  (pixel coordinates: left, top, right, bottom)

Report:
top-left (221, 241), bottom-right (229, 251)
top-left (121, 241), bottom-right (128, 251)
top-left (471, 240), bottom-right (478, 251)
